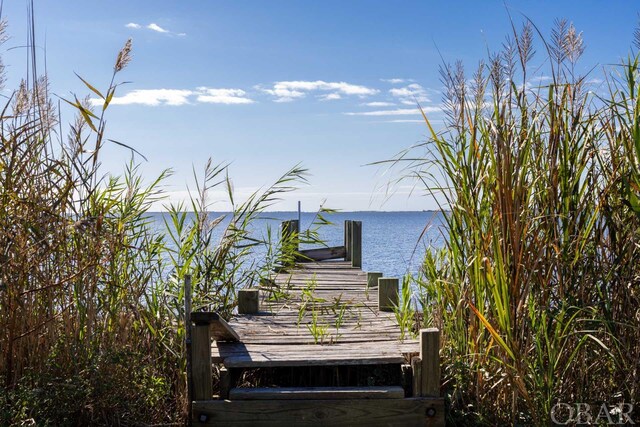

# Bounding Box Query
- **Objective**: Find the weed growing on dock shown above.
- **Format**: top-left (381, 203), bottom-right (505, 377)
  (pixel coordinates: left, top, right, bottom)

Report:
top-left (393, 275), bottom-right (416, 341)
top-left (307, 310), bottom-right (330, 344)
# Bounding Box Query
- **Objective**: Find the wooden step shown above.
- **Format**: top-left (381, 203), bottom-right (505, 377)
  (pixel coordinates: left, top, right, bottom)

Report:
top-left (192, 397), bottom-right (445, 427)
top-left (213, 341), bottom-right (417, 367)
top-left (229, 386), bottom-right (405, 400)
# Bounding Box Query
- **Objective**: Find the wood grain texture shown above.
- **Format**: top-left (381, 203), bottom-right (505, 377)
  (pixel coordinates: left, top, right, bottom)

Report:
top-left (191, 312), bottom-right (240, 342)
top-left (192, 397), bottom-right (445, 427)
top-left (228, 386), bottom-right (405, 400)
top-left (238, 289), bottom-right (259, 315)
top-left (378, 277), bottom-right (399, 312)
top-left (420, 328), bottom-right (440, 397)
top-left (192, 324), bottom-right (212, 400)
top-left (211, 261), bottom-right (423, 369)
top-left (297, 246), bottom-right (347, 262)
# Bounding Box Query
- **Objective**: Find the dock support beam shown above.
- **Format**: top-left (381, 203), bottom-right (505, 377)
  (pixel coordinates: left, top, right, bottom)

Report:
top-left (191, 316), bottom-right (213, 400)
top-left (378, 277), bottom-right (399, 311)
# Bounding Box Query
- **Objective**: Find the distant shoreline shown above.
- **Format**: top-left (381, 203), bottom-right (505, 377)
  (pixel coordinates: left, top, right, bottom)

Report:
top-left (147, 210), bottom-right (447, 214)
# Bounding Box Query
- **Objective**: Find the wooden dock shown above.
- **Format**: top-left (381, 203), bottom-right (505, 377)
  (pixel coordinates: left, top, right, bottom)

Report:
top-left (189, 220), bottom-right (444, 426)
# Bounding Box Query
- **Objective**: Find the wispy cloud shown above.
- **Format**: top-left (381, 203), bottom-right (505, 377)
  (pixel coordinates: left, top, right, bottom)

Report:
top-left (344, 106), bottom-right (442, 116)
top-left (195, 88), bottom-right (254, 104)
top-left (106, 89), bottom-right (193, 106)
top-left (125, 22), bottom-right (186, 37)
top-left (383, 119), bottom-right (425, 123)
top-left (381, 78), bottom-right (411, 84)
top-left (147, 23), bottom-right (169, 33)
top-left (319, 93), bottom-right (342, 101)
top-left (92, 87), bottom-right (255, 106)
top-left (260, 80), bottom-right (378, 102)
top-left (389, 83), bottom-right (431, 105)
top-left (362, 101), bottom-right (395, 107)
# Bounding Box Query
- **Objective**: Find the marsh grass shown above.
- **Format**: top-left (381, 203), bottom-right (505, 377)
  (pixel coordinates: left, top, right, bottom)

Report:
top-left (385, 19), bottom-right (640, 425)
top-left (0, 9), bottom-right (308, 425)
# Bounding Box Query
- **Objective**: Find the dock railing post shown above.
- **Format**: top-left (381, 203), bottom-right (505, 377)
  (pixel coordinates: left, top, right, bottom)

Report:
top-left (190, 314), bottom-right (213, 401)
top-left (344, 220), bottom-right (352, 261)
top-left (420, 328), bottom-right (441, 397)
top-left (350, 220), bottom-right (362, 268)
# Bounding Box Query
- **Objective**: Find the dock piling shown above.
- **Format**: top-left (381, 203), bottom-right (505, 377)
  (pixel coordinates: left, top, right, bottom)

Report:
top-left (350, 221), bottom-right (362, 268)
top-left (378, 277), bottom-right (399, 311)
top-left (238, 288), bottom-right (259, 314)
top-left (367, 272), bottom-right (383, 289)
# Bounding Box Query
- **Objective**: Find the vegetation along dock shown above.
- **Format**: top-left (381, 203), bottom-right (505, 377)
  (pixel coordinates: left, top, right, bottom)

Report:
top-left (188, 220), bottom-right (443, 426)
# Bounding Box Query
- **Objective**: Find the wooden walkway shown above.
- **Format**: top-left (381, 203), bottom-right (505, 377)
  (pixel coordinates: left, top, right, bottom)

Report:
top-left (189, 220), bottom-right (444, 426)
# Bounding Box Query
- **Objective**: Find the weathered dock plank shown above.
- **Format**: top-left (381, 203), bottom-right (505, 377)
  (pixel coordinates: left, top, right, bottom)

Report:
top-left (228, 386), bottom-right (406, 400)
top-left (192, 398), bottom-right (445, 427)
top-left (188, 220), bottom-right (444, 426)
top-left (212, 260), bottom-right (416, 369)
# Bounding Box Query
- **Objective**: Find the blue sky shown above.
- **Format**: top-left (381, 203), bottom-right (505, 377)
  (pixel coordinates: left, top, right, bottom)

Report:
top-left (2, 1), bottom-right (639, 210)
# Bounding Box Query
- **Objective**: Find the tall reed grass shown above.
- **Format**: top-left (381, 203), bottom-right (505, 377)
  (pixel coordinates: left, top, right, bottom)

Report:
top-left (390, 19), bottom-right (640, 425)
top-left (0, 9), bottom-right (306, 425)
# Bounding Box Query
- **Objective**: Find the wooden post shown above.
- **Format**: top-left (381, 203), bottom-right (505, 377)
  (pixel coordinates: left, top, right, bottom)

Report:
top-left (367, 272), bottom-right (383, 289)
top-left (238, 288), bottom-right (259, 314)
top-left (420, 328), bottom-right (440, 397)
top-left (350, 220), bottom-right (362, 268)
top-left (219, 367), bottom-right (231, 400)
top-left (191, 317), bottom-right (213, 401)
top-left (184, 275), bottom-right (193, 424)
top-left (378, 277), bottom-right (399, 311)
top-left (344, 220), bottom-right (352, 261)
top-left (401, 364), bottom-right (412, 397)
top-left (281, 220), bottom-right (299, 266)
top-left (411, 356), bottom-right (422, 397)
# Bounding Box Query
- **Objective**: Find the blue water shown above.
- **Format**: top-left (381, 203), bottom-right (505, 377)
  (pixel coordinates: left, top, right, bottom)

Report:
top-left (152, 211), bottom-right (446, 278)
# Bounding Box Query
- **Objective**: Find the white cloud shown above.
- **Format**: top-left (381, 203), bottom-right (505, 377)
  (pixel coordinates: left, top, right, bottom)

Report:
top-left (384, 119), bottom-right (425, 123)
top-left (195, 88), bottom-right (255, 104)
top-left (319, 93), bottom-right (342, 101)
top-left (530, 75), bottom-right (552, 82)
top-left (261, 80), bottom-right (378, 102)
top-left (91, 87), bottom-right (255, 106)
top-left (147, 23), bottom-right (169, 33)
top-left (381, 78), bottom-right (410, 84)
top-left (101, 89), bottom-right (193, 106)
top-left (125, 22), bottom-right (185, 36)
top-left (362, 101), bottom-right (395, 107)
top-left (389, 83), bottom-right (431, 105)
top-left (344, 106), bottom-right (442, 116)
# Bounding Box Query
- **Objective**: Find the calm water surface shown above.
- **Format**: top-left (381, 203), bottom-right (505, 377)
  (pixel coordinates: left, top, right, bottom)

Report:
top-left (152, 211), bottom-right (446, 278)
